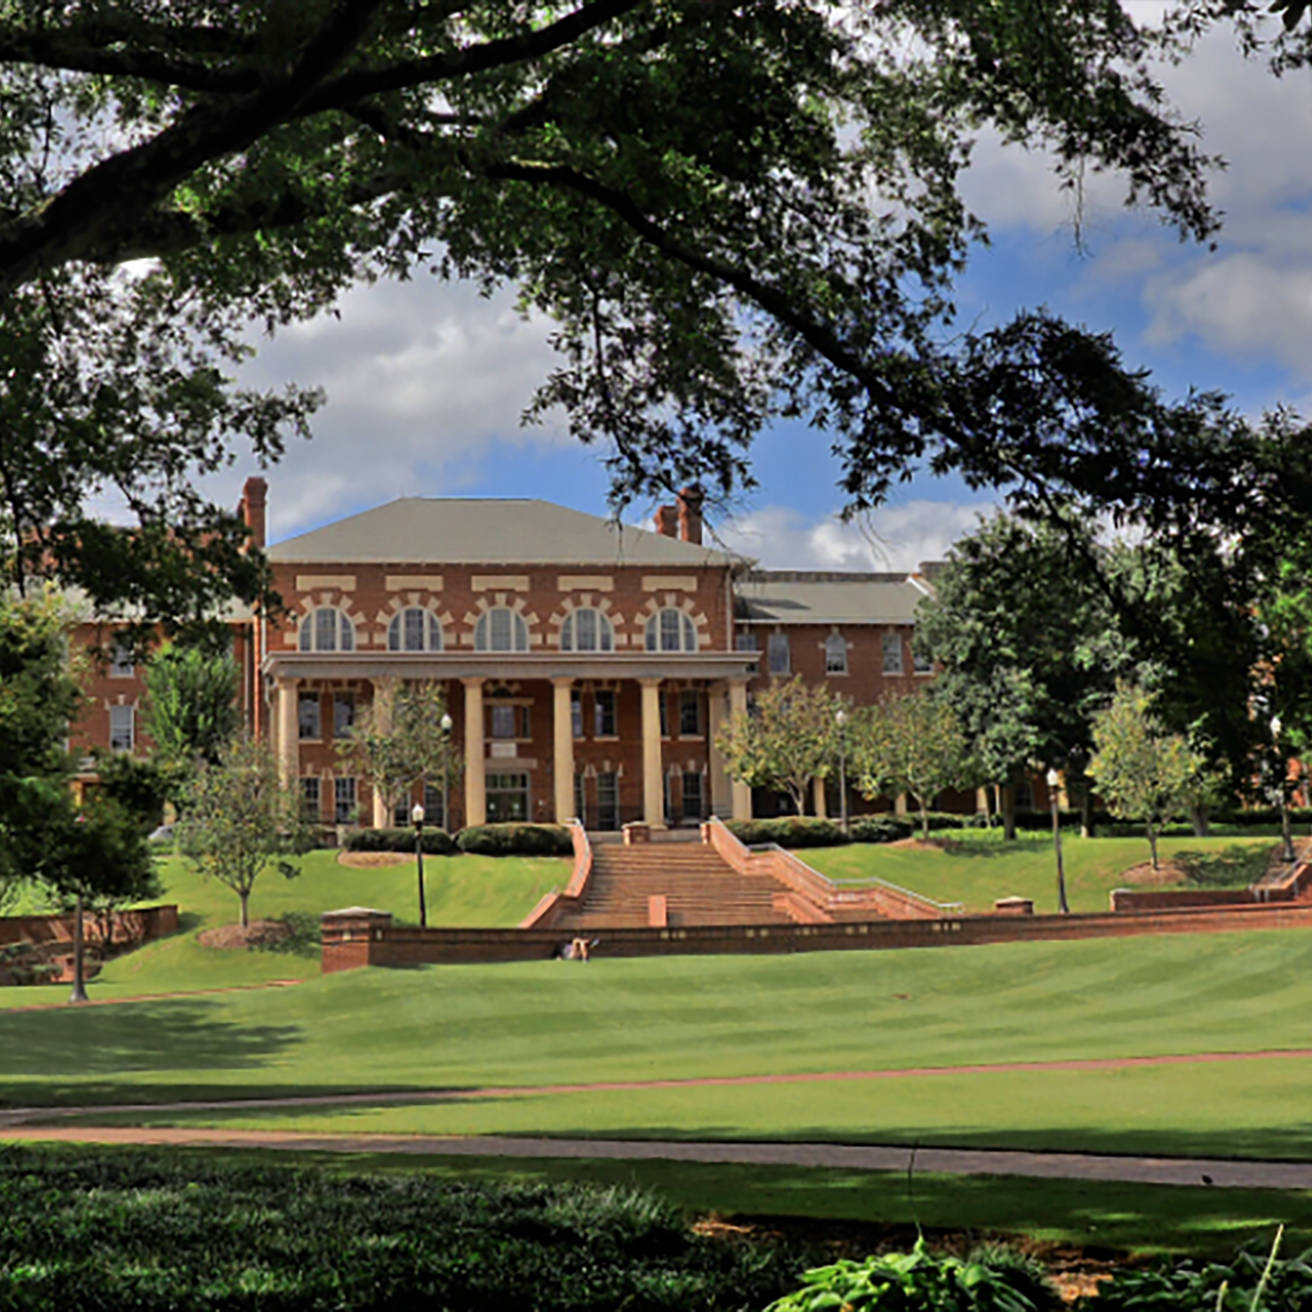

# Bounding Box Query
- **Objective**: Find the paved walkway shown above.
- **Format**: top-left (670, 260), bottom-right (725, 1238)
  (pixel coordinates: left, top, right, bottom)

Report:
top-left (3, 1124), bottom-right (1312, 1190)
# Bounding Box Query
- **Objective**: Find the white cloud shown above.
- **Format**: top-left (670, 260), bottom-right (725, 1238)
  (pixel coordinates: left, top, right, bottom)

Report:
top-left (717, 501), bottom-right (998, 572)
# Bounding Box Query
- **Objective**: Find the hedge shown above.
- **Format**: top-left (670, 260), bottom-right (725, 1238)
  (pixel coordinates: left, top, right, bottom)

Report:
top-left (343, 827), bottom-right (457, 856)
top-left (848, 814), bottom-right (913, 843)
top-left (726, 817), bottom-right (849, 848)
top-left (456, 822), bottom-right (573, 856)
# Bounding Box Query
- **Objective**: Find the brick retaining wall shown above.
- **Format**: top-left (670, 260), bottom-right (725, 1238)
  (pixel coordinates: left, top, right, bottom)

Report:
top-left (0, 904), bottom-right (178, 948)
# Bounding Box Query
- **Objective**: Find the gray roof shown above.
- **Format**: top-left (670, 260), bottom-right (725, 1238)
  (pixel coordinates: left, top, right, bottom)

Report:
top-left (268, 498), bottom-right (733, 567)
top-left (736, 571), bottom-right (931, 625)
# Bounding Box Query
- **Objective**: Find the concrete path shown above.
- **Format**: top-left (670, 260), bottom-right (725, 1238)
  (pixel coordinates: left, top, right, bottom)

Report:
top-left (3, 1123), bottom-right (1312, 1191)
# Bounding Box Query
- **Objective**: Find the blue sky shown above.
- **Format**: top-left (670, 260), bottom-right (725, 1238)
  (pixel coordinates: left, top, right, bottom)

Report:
top-left (221, 12), bottom-right (1312, 572)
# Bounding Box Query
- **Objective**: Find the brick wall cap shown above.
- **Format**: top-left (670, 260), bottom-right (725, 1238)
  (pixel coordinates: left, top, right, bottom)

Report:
top-left (321, 907), bottom-right (393, 920)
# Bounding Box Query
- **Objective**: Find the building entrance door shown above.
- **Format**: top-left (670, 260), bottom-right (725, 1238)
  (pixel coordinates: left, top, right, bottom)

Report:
top-left (596, 771), bottom-right (619, 830)
top-left (486, 772), bottom-right (530, 822)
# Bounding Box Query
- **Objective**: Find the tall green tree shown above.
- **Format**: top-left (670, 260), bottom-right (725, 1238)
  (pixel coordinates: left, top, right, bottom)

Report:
top-left (1087, 683), bottom-right (1214, 873)
top-left (716, 676), bottom-right (838, 817)
top-left (143, 641), bottom-right (242, 797)
top-left (851, 693), bottom-right (973, 841)
top-left (2, 0), bottom-right (1307, 610)
top-left (177, 734), bottom-right (310, 929)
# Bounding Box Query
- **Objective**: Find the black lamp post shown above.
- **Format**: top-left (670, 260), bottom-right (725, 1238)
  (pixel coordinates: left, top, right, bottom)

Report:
top-left (69, 812), bottom-right (89, 1004)
top-left (440, 711), bottom-right (453, 834)
top-left (412, 802), bottom-right (427, 928)
top-left (1046, 768), bottom-right (1069, 914)
top-left (835, 706), bottom-right (848, 835)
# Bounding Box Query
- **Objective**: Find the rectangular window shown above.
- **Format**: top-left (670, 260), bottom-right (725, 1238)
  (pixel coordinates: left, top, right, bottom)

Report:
top-left (679, 689), bottom-right (702, 736)
top-left (298, 692), bottom-right (322, 740)
top-left (334, 777), bottom-right (356, 824)
top-left (109, 639), bottom-right (134, 678)
top-left (491, 703), bottom-right (517, 739)
top-left (486, 772), bottom-right (529, 823)
top-left (108, 704), bottom-right (134, 753)
top-left (735, 631), bottom-right (758, 652)
top-left (594, 690), bottom-right (616, 737)
top-left (768, 632), bottom-right (790, 675)
top-left (332, 691), bottom-right (355, 739)
top-left (302, 777), bottom-right (322, 823)
top-left (393, 799), bottom-right (411, 828)
top-left (825, 634), bottom-right (848, 675)
top-left (423, 782), bottom-right (446, 831)
top-left (913, 648), bottom-right (933, 675)
top-left (882, 632), bottom-right (904, 675)
top-left (597, 772), bottom-right (619, 830)
top-left (681, 771), bottom-right (704, 822)
top-left (571, 690), bottom-right (583, 740)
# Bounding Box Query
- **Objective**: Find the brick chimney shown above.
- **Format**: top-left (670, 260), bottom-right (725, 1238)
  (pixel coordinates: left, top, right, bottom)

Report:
top-left (240, 476), bottom-right (267, 550)
top-left (677, 487), bottom-right (703, 545)
top-left (654, 504), bottom-right (679, 538)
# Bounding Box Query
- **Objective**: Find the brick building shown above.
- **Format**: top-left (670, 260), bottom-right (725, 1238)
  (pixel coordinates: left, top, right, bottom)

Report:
top-left (72, 477), bottom-right (950, 829)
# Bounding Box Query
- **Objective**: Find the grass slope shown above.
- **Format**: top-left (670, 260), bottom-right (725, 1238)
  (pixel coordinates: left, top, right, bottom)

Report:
top-left (805, 832), bottom-right (1281, 914)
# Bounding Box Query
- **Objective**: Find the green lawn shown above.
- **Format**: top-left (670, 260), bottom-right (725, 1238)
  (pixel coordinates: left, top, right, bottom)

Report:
top-left (1, 847), bottom-right (568, 999)
top-left (6, 928), bottom-right (1312, 1163)
top-left (805, 832), bottom-right (1282, 914)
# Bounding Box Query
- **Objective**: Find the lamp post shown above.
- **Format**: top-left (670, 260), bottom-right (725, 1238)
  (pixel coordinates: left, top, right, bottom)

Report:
top-left (440, 711), bottom-right (453, 835)
top-left (412, 802), bottom-right (427, 929)
top-left (1046, 768), bottom-right (1069, 914)
top-left (835, 707), bottom-right (849, 834)
top-left (69, 812), bottom-right (89, 1004)
top-left (1272, 715), bottom-right (1295, 863)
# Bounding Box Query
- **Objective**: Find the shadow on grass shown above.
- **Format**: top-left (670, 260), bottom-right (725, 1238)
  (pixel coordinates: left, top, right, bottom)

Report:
top-left (175, 911), bottom-right (204, 936)
top-left (1175, 845), bottom-right (1276, 889)
top-left (926, 836), bottom-right (1051, 859)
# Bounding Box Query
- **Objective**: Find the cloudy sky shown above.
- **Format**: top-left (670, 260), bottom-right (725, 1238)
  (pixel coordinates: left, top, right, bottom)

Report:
top-left (223, 9), bottom-right (1312, 572)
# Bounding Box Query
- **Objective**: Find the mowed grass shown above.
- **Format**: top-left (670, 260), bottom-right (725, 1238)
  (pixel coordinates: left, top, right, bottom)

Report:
top-left (0, 847), bottom-right (568, 999)
top-left (6, 928), bottom-right (1312, 1162)
top-left (805, 831), bottom-right (1283, 914)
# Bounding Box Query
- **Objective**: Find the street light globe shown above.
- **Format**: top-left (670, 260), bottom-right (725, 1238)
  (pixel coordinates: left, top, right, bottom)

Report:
top-left (835, 708), bottom-right (846, 726)
top-left (1272, 715), bottom-right (1283, 741)
top-left (440, 712), bottom-right (453, 733)
top-left (1045, 768), bottom-right (1060, 789)
top-left (411, 803), bottom-right (425, 826)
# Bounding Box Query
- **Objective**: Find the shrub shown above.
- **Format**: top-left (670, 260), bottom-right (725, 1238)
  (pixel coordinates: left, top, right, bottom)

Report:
top-left (342, 827), bottom-right (457, 855)
top-left (848, 814), bottom-right (913, 844)
top-left (725, 817), bottom-right (849, 848)
top-left (455, 823), bottom-right (573, 856)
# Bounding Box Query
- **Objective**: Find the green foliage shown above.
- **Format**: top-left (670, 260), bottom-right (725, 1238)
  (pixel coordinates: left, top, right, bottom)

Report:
top-left (764, 1239), bottom-right (1059, 1311)
top-left (92, 752), bottom-right (171, 834)
top-left (0, 1148), bottom-right (805, 1312)
top-left (176, 734), bottom-right (311, 927)
top-left (343, 826), bottom-right (458, 856)
top-left (1087, 683), bottom-right (1215, 871)
top-left (725, 817), bottom-right (849, 848)
top-left (456, 823), bottom-right (574, 856)
top-left (848, 815), bottom-right (915, 844)
top-left (717, 677), bottom-right (840, 816)
top-left (142, 642), bottom-right (240, 789)
top-left (851, 694), bottom-right (973, 840)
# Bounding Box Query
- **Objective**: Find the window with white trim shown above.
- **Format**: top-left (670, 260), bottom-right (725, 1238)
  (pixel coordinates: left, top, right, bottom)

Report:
top-left (767, 632), bottom-right (790, 675)
top-left (560, 607), bottom-right (613, 652)
top-left (593, 689), bottom-right (616, 736)
top-left (332, 691), bottom-right (355, 739)
top-left (735, 631), bottom-right (758, 652)
top-left (300, 607), bottom-right (354, 652)
top-left (679, 689), bottom-right (702, 736)
top-left (825, 633), bottom-right (847, 675)
top-left (109, 639), bottom-right (135, 678)
top-left (646, 608), bottom-right (696, 652)
top-left (881, 631), bottom-right (904, 675)
top-left (474, 607), bottom-right (529, 652)
top-left (301, 777), bottom-right (321, 822)
top-left (109, 704), bottom-right (134, 753)
top-left (388, 608), bottom-right (442, 652)
top-left (334, 776), bottom-right (357, 824)
top-left (912, 641), bottom-right (933, 675)
top-left (298, 692), bottom-right (322, 740)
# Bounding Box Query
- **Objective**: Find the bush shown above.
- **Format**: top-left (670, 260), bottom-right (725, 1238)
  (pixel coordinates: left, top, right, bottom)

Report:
top-left (848, 814), bottom-right (913, 843)
top-left (725, 817), bottom-right (849, 848)
top-left (456, 823), bottom-right (573, 856)
top-left (343, 827), bottom-right (457, 855)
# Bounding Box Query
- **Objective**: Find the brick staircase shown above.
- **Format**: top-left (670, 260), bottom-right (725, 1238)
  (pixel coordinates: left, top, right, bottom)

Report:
top-left (552, 841), bottom-right (807, 929)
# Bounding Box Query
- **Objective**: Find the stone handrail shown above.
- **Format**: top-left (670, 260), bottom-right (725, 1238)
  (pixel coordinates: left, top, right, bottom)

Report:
top-left (517, 819), bottom-right (593, 929)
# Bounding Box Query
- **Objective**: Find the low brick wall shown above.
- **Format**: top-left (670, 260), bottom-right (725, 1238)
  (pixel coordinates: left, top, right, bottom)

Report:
top-left (0, 904), bottom-right (178, 949)
top-left (518, 820), bottom-right (593, 930)
top-left (321, 899), bottom-right (1312, 972)
top-left (1110, 887), bottom-right (1259, 911)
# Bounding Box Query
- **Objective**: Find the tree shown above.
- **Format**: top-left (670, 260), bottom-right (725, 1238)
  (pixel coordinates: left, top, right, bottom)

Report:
top-left (851, 693), bottom-right (973, 840)
top-left (913, 514), bottom-right (1128, 836)
top-left (143, 641), bottom-right (241, 798)
top-left (1087, 684), bottom-right (1212, 873)
top-left (3, 0), bottom-right (1307, 608)
top-left (716, 676), bottom-right (838, 817)
top-left (335, 681), bottom-right (460, 829)
top-left (177, 734), bottom-right (309, 929)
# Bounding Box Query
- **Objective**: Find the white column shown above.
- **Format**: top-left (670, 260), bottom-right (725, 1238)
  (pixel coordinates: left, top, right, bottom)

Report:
top-left (707, 680), bottom-right (730, 818)
top-left (275, 677), bottom-right (299, 787)
top-left (552, 677), bottom-right (575, 824)
top-left (895, 792), bottom-right (909, 816)
top-left (728, 677), bottom-right (752, 821)
top-left (813, 777), bottom-right (828, 819)
top-left (463, 677), bottom-right (486, 827)
top-left (639, 677), bottom-right (665, 827)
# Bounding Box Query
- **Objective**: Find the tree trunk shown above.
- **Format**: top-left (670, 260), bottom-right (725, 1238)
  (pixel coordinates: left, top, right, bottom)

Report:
top-left (1280, 798), bottom-right (1296, 863)
top-left (1079, 783), bottom-right (1094, 839)
top-left (239, 890), bottom-right (250, 928)
top-left (1188, 802), bottom-right (1210, 837)
top-left (1147, 823), bottom-right (1160, 872)
top-left (919, 800), bottom-right (930, 841)
top-left (1000, 781), bottom-right (1017, 842)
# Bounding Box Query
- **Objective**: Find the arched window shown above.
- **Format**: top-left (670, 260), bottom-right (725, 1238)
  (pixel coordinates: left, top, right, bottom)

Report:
top-left (560, 607), bottom-right (613, 652)
top-left (388, 608), bottom-right (442, 652)
top-left (645, 608), bottom-right (696, 653)
top-left (300, 607), bottom-right (354, 652)
top-left (474, 607), bottom-right (529, 652)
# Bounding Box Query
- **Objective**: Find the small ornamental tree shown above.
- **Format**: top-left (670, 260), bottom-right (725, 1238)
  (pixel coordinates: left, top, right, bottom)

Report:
top-left (716, 676), bottom-right (838, 817)
top-left (1087, 684), bottom-right (1212, 872)
top-left (852, 693), bottom-right (972, 840)
top-left (336, 680), bottom-right (462, 829)
top-left (143, 642), bottom-right (241, 799)
top-left (177, 734), bottom-right (310, 929)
